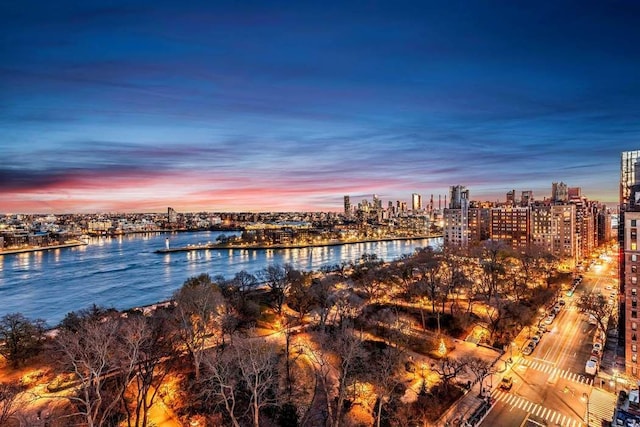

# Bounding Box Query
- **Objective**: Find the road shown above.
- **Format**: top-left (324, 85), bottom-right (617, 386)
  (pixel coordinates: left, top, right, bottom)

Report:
top-left (481, 253), bottom-right (616, 427)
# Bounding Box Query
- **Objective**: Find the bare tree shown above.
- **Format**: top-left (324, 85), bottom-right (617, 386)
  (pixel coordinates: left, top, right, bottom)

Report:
top-left (328, 327), bottom-right (365, 427)
top-left (0, 382), bottom-right (24, 426)
top-left (577, 293), bottom-right (612, 333)
top-left (260, 264), bottom-right (289, 314)
top-left (430, 357), bottom-right (467, 392)
top-left (173, 273), bottom-right (225, 381)
top-left (0, 313), bottom-right (46, 368)
top-left (119, 314), bottom-right (174, 427)
top-left (310, 276), bottom-right (338, 331)
top-left (463, 356), bottom-right (494, 397)
top-left (201, 334), bottom-right (280, 427)
top-left (369, 347), bottom-right (403, 427)
top-left (234, 336), bottom-right (280, 427)
top-left (287, 271), bottom-right (315, 322)
top-left (201, 347), bottom-right (242, 427)
top-left (55, 317), bottom-right (126, 427)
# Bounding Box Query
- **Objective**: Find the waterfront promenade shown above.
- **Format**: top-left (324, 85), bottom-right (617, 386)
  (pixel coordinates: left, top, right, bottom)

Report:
top-left (155, 233), bottom-right (442, 253)
top-left (0, 240), bottom-right (87, 255)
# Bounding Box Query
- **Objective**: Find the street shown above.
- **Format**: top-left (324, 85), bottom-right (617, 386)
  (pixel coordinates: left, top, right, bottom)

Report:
top-left (481, 254), bottom-right (616, 427)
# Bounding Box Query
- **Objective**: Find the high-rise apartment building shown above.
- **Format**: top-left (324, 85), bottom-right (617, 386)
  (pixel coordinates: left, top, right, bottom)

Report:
top-left (531, 204), bottom-right (577, 261)
top-left (168, 207), bottom-right (177, 223)
top-left (443, 186), bottom-right (470, 246)
top-left (623, 211), bottom-right (640, 377)
top-left (490, 206), bottom-right (530, 249)
top-left (620, 150), bottom-right (640, 379)
top-left (449, 185), bottom-right (469, 209)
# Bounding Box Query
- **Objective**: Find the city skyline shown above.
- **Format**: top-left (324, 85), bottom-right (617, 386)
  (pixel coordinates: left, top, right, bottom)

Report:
top-left (2, 1), bottom-right (640, 213)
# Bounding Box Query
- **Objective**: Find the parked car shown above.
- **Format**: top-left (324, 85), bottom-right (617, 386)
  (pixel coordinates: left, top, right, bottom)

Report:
top-left (531, 335), bottom-right (541, 345)
top-left (593, 342), bottom-right (603, 353)
top-left (558, 299), bottom-right (566, 306)
top-left (545, 315), bottom-right (555, 325)
top-left (499, 376), bottom-right (513, 391)
top-left (522, 341), bottom-right (535, 355)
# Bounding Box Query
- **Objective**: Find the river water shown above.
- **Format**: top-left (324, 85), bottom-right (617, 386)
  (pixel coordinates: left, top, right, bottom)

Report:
top-left (0, 231), bottom-right (441, 325)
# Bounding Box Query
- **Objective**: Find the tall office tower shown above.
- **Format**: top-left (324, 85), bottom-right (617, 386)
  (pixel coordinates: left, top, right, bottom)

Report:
top-left (506, 189), bottom-right (516, 206)
top-left (449, 185), bottom-right (469, 209)
top-left (620, 150), bottom-right (640, 378)
top-left (344, 196), bottom-right (351, 217)
top-left (521, 190), bottom-right (533, 207)
top-left (490, 206), bottom-right (530, 249)
top-left (373, 194), bottom-right (382, 210)
top-left (412, 193), bottom-right (422, 212)
top-left (551, 182), bottom-right (569, 203)
top-left (168, 207), bottom-right (177, 223)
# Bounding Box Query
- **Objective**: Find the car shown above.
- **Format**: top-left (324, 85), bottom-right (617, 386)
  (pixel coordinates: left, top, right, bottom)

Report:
top-left (593, 342), bottom-right (603, 352)
top-left (545, 315), bottom-right (555, 325)
top-left (605, 285), bottom-right (613, 290)
top-left (531, 335), bottom-right (541, 345)
top-left (558, 299), bottom-right (566, 306)
top-left (499, 376), bottom-right (513, 391)
top-left (522, 345), bottom-right (533, 356)
top-left (538, 324), bottom-right (548, 333)
top-left (553, 304), bottom-right (562, 314)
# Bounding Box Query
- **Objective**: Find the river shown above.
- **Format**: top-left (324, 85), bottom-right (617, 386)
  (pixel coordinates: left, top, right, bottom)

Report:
top-left (0, 231), bottom-right (441, 325)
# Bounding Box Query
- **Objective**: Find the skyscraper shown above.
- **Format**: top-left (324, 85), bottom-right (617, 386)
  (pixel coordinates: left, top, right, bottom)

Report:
top-left (412, 193), bottom-right (422, 212)
top-left (552, 182), bottom-right (568, 203)
top-left (344, 195), bottom-right (351, 217)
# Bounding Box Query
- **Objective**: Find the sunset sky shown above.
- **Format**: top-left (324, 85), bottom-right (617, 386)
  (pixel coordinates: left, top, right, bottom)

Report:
top-left (2, 1), bottom-right (639, 213)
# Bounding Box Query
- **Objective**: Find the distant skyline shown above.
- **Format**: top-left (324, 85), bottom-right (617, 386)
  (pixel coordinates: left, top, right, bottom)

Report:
top-left (2, 1), bottom-right (640, 213)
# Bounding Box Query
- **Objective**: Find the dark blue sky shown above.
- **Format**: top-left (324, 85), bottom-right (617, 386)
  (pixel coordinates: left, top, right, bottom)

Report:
top-left (1, 0), bottom-right (639, 212)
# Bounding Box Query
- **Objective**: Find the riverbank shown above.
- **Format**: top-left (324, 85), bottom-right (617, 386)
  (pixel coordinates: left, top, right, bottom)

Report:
top-left (0, 240), bottom-right (87, 255)
top-left (155, 234), bottom-right (442, 253)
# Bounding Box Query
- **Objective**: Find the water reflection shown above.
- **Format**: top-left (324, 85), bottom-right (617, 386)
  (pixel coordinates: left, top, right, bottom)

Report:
top-left (0, 231), bottom-right (440, 325)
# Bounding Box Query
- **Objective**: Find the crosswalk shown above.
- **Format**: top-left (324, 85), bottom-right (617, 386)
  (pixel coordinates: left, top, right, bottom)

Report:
top-left (492, 389), bottom-right (583, 427)
top-left (519, 358), bottom-right (593, 385)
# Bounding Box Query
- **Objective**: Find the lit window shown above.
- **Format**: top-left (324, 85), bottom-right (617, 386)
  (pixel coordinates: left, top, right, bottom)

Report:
top-left (633, 254), bottom-right (638, 262)
top-left (634, 344), bottom-right (638, 352)
top-left (633, 243), bottom-right (638, 251)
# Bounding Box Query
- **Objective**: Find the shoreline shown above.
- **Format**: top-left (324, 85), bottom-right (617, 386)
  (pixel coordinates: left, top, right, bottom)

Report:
top-left (155, 234), bottom-right (442, 253)
top-left (0, 241), bottom-right (88, 256)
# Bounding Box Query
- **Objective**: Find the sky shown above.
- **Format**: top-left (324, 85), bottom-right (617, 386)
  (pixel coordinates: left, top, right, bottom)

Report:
top-left (1, 0), bottom-right (640, 213)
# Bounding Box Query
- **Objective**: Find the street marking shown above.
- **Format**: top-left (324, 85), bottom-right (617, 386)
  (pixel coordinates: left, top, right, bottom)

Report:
top-left (520, 359), bottom-right (594, 385)
top-left (491, 390), bottom-right (582, 427)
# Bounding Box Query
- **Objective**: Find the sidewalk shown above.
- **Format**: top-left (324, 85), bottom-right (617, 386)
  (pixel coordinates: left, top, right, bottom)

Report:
top-left (437, 326), bottom-right (532, 427)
